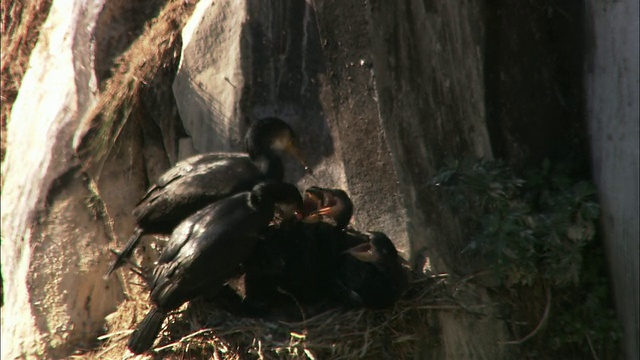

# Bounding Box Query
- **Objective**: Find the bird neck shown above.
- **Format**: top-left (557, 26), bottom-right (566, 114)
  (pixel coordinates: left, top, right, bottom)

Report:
top-left (252, 153), bottom-right (284, 181)
top-left (335, 213), bottom-right (351, 230)
top-left (248, 190), bottom-right (276, 218)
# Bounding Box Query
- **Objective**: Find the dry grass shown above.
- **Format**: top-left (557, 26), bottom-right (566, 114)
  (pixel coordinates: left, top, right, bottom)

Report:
top-left (88, 271), bottom-right (499, 360)
top-left (75, 0), bottom-right (195, 178)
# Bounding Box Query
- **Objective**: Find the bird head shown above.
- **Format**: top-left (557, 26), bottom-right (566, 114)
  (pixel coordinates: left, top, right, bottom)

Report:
top-left (245, 117), bottom-right (311, 174)
top-left (259, 182), bottom-right (304, 220)
top-left (301, 186), bottom-right (354, 229)
top-left (345, 231), bottom-right (397, 262)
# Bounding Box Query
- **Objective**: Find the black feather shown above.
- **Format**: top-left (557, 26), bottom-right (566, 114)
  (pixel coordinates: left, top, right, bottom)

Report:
top-left (127, 307), bottom-right (166, 354)
top-left (104, 227), bottom-right (143, 278)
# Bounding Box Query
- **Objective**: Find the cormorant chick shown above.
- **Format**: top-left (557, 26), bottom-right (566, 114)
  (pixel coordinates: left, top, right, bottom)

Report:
top-left (331, 231), bottom-right (408, 309)
top-left (106, 117), bottom-right (309, 277)
top-left (242, 187), bottom-right (359, 314)
top-left (126, 182), bottom-right (302, 354)
top-left (302, 186), bottom-right (354, 230)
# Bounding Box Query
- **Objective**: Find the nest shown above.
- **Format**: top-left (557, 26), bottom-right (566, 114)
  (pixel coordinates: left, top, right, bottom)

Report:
top-left (91, 269), bottom-right (497, 360)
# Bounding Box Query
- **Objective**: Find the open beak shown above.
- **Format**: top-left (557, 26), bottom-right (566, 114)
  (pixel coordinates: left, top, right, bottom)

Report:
top-left (345, 242), bottom-right (379, 262)
top-left (302, 189), bottom-right (323, 215)
top-left (310, 206), bottom-right (334, 217)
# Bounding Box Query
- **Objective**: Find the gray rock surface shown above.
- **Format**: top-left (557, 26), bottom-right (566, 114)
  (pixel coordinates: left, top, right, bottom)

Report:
top-left (173, 0), bottom-right (412, 257)
top-left (0, 0), bottom-right (179, 357)
top-left (585, 1), bottom-right (639, 358)
top-left (173, 0), bottom-right (245, 154)
top-left (0, 0), bottom-right (118, 358)
top-left (172, 1), bottom-right (506, 358)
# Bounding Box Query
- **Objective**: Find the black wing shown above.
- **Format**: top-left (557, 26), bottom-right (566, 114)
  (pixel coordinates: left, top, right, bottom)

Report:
top-left (153, 153), bottom-right (244, 189)
top-left (149, 193), bottom-right (272, 310)
top-left (133, 153), bottom-right (263, 231)
top-left (332, 252), bottom-right (407, 309)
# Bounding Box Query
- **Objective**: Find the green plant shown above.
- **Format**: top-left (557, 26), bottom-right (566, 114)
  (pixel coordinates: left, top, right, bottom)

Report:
top-left (431, 158), bottom-right (598, 287)
top-left (431, 158), bottom-right (621, 356)
top-left (549, 243), bottom-right (622, 357)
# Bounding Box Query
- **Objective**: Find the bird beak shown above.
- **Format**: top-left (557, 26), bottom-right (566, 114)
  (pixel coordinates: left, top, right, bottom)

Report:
top-left (301, 189), bottom-right (346, 223)
top-left (287, 142), bottom-right (312, 174)
top-left (345, 243), bottom-right (379, 262)
top-left (310, 206), bottom-right (334, 217)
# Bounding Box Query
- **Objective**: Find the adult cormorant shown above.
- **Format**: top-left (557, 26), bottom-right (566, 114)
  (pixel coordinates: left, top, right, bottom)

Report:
top-left (126, 182), bottom-right (303, 354)
top-left (105, 117), bottom-right (309, 277)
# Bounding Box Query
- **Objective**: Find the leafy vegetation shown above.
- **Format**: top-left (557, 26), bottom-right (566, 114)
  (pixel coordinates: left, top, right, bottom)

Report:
top-left (431, 158), bottom-right (621, 357)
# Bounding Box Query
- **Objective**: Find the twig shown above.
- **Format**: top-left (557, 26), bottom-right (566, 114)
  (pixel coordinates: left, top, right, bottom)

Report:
top-left (97, 329), bottom-right (134, 341)
top-left (585, 332), bottom-right (600, 360)
top-left (153, 328), bottom-right (214, 352)
top-left (499, 285), bottom-right (552, 345)
top-left (126, 280), bottom-right (147, 288)
top-left (85, 175), bottom-right (117, 243)
top-left (95, 341), bottom-right (121, 358)
top-left (414, 302), bottom-right (499, 311)
top-left (128, 266), bottom-right (148, 283)
top-left (413, 305), bottom-right (461, 310)
top-left (309, 0), bottom-right (324, 48)
top-left (458, 269), bottom-right (493, 284)
top-left (278, 287), bottom-right (307, 323)
top-left (95, 330), bottom-right (135, 359)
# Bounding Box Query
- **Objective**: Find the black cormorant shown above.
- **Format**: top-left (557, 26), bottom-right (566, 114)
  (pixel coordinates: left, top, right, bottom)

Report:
top-left (242, 187), bottom-right (359, 313)
top-left (331, 231), bottom-right (408, 309)
top-left (302, 186), bottom-right (354, 230)
top-left (126, 181), bottom-right (303, 354)
top-left (106, 117), bottom-right (309, 277)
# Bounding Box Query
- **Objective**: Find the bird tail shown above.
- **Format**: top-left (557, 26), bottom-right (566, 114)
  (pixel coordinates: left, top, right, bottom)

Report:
top-left (104, 227), bottom-right (144, 278)
top-left (127, 307), bottom-right (166, 354)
